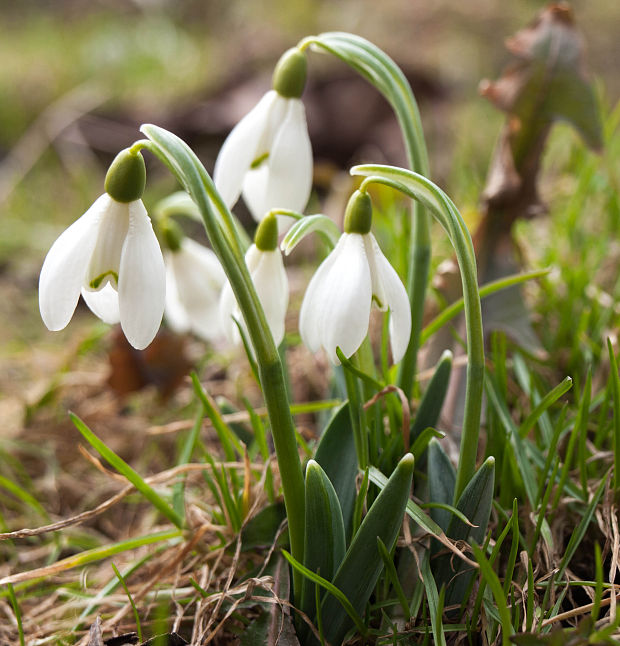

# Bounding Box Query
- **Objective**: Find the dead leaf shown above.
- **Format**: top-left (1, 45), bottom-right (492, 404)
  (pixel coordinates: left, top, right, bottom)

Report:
top-left (107, 327), bottom-right (191, 399)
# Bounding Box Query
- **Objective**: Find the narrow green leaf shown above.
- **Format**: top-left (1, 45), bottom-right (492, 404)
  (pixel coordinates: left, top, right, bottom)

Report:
top-left (172, 403), bottom-right (205, 521)
top-left (576, 369), bottom-right (592, 497)
top-left (502, 499), bottom-right (520, 598)
top-left (191, 374), bottom-right (243, 459)
top-left (70, 414), bottom-right (184, 529)
top-left (7, 583), bottom-right (25, 646)
top-left (322, 453), bottom-right (414, 646)
top-left (435, 457), bottom-right (495, 605)
top-left (301, 460), bottom-right (347, 622)
top-left (449, 457), bottom-right (496, 546)
top-left (368, 466), bottom-right (444, 538)
top-left (410, 427), bottom-right (445, 462)
top-left (420, 554), bottom-right (447, 646)
top-left (471, 543), bottom-right (514, 644)
top-left (607, 338), bottom-right (620, 496)
top-left (377, 537), bottom-right (411, 621)
top-left (314, 402), bottom-right (358, 536)
top-left (427, 438), bottom-right (456, 532)
top-left (111, 563), bottom-right (142, 643)
top-left (411, 350), bottom-right (452, 442)
top-left (0, 529), bottom-right (182, 585)
top-left (421, 269), bottom-right (551, 345)
top-left (281, 549), bottom-right (366, 638)
top-left (518, 376), bottom-right (573, 439)
top-left (557, 470), bottom-right (609, 580)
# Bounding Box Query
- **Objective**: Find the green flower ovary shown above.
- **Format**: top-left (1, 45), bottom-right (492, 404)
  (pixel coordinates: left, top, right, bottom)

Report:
top-left (89, 270), bottom-right (119, 290)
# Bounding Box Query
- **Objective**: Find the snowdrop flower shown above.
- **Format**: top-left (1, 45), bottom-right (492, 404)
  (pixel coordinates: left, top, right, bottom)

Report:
top-left (214, 48), bottom-right (312, 224)
top-left (299, 190), bottom-right (411, 364)
top-left (39, 149), bottom-right (166, 350)
top-left (220, 213), bottom-right (289, 346)
top-left (162, 220), bottom-right (226, 342)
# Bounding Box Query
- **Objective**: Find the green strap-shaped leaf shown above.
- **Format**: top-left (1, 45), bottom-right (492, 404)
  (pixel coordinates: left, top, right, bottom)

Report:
top-left (300, 460), bottom-right (346, 624)
top-left (411, 350), bottom-right (453, 443)
top-left (314, 402), bottom-right (358, 537)
top-left (434, 457), bottom-right (495, 607)
top-left (427, 438), bottom-right (456, 533)
top-left (320, 453), bottom-right (414, 645)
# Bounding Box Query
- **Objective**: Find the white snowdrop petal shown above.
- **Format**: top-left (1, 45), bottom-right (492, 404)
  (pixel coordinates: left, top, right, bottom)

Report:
top-left (81, 283), bottom-right (120, 324)
top-left (181, 238), bottom-right (227, 288)
top-left (366, 233), bottom-right (412, 363)
top-left (85, 198), bottom-right (129, 289)
top-left (321, 234), bottom-right (371, 363)
top-left (299, 240), bottom-right (343, 353)
top-left (363, 234), bottom-right (387, 310)
top-left (263, 99), bottom-right (313, 215)
top-left (219, 281), bottom-right (240, 344)
top-left (241, 163), bottom-right (269, 222)
top-left (170, 241), bottom-right (225, 341)
top-left (213, 91), bottom-right (278, 210)
top-left (164, 257), bottom-right (190, 334)
top-left (251, 249), bottom-right (288, 346)
top-left (38, 194), bottom-right (107, 331)
top-left (117, 201), bottom-right (166, 350)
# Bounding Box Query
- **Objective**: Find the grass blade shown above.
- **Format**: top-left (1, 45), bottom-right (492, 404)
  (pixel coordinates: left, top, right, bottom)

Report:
top-left (70, 413), bottom-right (184, 529)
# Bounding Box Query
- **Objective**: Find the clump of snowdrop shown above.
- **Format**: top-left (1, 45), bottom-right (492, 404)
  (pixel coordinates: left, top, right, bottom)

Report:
top-left (213, 47), bottom-right (313, 225)
top-left (220, 213), bottom-right (289, 346)
top-left (299, 190), bottom-right (411, 364)
top-left (161, 219), bottom-right (226, 342)
top-left (39, 149), bottom-right (165, 350)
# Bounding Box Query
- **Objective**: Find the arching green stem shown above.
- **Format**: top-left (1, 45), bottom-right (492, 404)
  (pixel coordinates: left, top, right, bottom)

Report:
top-left (298, 32), bottom-right (431, 398)
top-left (134, 126), bottom-right (306, 599)
top-left (355, 165), bottom-right (484, 501)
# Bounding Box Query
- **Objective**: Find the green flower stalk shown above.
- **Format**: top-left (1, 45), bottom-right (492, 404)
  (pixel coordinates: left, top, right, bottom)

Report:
top-left (353, 165), bottom-right (485, 500)
top-left (135, 126), bottom-right (306, 599)
top-left (298, 32), bottom-right (431, 398)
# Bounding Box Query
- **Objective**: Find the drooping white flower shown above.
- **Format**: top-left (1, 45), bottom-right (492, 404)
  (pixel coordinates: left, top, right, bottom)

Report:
top-left (38, 149), bottom-right (166, 350)
top-left (220, 214), bottom-right (289, 346)
top-left (164, 237), bottom-right (226, 342)
top-left (213, 48), bottom-right (312, 224)
top-left (299, 190), bottom-right (411, 364)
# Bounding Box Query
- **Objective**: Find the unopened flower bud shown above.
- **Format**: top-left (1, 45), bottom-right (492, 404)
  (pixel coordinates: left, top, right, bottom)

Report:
top-left (104, 149), bottom-right (146, 203)
top-left (344, 190), bottom-right (373, 234)
top-left (160, 218), bottom-right (184, 252)
top-left (272, 48), bottom-right (307, 99)
top-left (254, 213), bottom-right (279, 251)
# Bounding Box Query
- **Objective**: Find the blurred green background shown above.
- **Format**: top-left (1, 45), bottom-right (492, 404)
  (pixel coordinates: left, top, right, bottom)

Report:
top-left (0, 0), bottom-right (617, 398)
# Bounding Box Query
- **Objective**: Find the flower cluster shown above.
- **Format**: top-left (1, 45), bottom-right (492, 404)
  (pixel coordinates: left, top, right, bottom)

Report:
top-left (39, 47), bottom-right (411, 368)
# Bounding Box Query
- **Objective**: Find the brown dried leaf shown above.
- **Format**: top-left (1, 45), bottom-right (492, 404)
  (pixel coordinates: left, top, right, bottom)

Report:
top-left (480, 2), bottom-right (602, 211)
top-left (107, 327), bottom-right (191, 399)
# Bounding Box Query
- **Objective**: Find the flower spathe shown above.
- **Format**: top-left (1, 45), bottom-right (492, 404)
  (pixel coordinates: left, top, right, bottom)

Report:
top-left (39, 193), bottom-right (166, 350)
top-left (213, 48), bottom-right (312, 225)
top-left (164, 238), bottom-right (226, 342)
top-left (299, 231), bottom-right (411, 365)
top-left (220, 244), bottom-right (289, 347)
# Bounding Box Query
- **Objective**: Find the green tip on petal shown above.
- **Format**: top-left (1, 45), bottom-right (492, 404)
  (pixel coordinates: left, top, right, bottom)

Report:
top-left (104, 148), bottom-right (146, 203)
top-left (343, 190), bottom-right (373, 234)
top-left (254, 213), bottom-right (279, 251)
top-left (160, 218), bottom-right (184, 252)
top-left (272, 48), bottom-right (307, 98)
